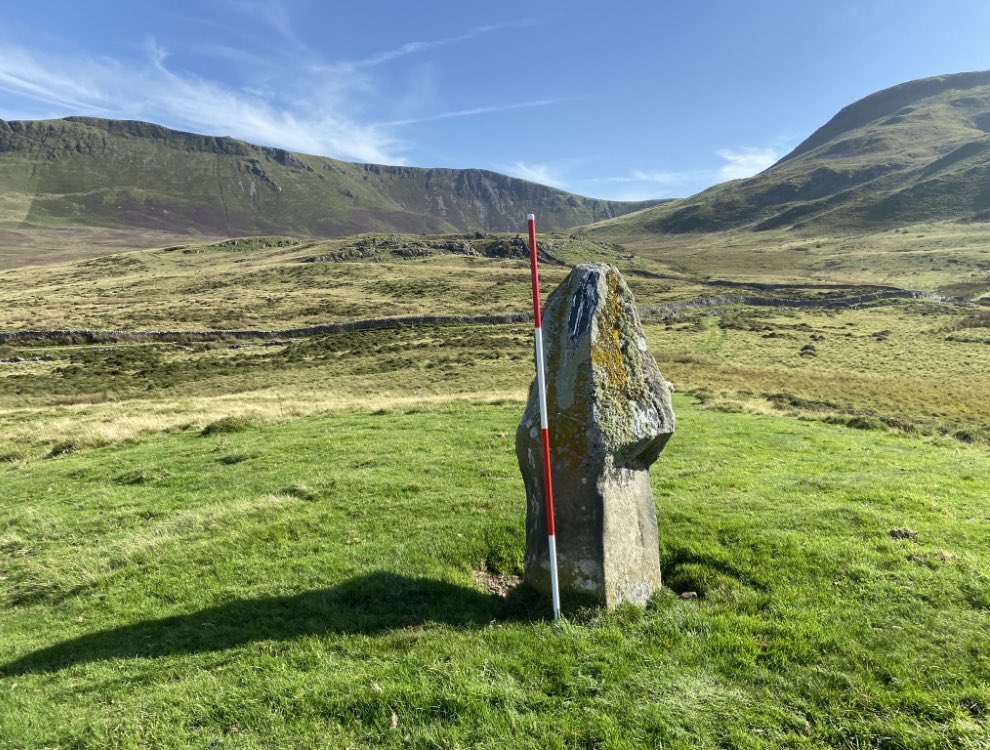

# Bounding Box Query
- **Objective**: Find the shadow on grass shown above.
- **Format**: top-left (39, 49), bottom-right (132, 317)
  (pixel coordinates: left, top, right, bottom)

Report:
top-left (2, 572), bottom-right (545, 675)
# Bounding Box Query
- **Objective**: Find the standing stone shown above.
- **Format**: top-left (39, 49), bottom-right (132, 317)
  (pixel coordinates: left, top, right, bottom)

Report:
top-left (517, 263), bottom-right (675, 608)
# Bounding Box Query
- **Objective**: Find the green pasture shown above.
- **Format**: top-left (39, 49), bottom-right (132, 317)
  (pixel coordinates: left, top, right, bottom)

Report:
top-left (1, 400), bottom-right (988, 748)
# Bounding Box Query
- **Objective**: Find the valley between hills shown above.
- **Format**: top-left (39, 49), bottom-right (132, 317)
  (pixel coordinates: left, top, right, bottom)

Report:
top-left (1, 71), bottom-right (988, 749)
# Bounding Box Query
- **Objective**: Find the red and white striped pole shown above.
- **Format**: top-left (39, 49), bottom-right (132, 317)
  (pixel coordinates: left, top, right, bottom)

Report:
top-left (526, 213), bottom-right (561, 620)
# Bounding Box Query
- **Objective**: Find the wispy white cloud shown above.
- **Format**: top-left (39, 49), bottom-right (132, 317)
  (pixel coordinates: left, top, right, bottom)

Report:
top-left (380, 98), bottom-right (564, 127)
top-left (0, 40), bottom-right (402, 163)
top-left (591, 145), bottom-right (789, 196)
top-left (631, 170), bottom-right (687, 184)
top-left (508, 162), bottom-right (566, 188)
top-left (578, 168), bottom-right (707, 200)
top-left (222, 0), bottom-right (304, 48)
top-left (146, 42), bottom-right (399, 162)
top-left (603, 189), bottom-right (673, 202)
top-left (567, 136), bottom-right (794, 200)
top-left (566, 142), bottom-right (791, 200)
top-left (334, 19), bottom-right (541, 71)
top-left (589, 169), bottom-right (694, 185)
top-left (715, 146), bottom-right (780, 180)
top-left (0, 46), bottom-right (109, 111)
top-left (0, 13), bottom-right (559, 167)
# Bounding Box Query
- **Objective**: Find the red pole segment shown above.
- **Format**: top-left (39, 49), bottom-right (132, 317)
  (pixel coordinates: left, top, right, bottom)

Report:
top-left (527, 218), bottom-right (543, 328)
top-left (526, 213), bottom-right (561, 620)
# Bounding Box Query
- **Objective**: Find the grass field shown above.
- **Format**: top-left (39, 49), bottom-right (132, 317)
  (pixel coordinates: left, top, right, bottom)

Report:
top-left (1, 223), bottom-right (989, 747)
top-left (2, 400), bottom-right (988, 749)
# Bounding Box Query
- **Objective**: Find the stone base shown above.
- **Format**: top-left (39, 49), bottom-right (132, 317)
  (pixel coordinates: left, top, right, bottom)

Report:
top-left (523, 468), bottom-right (662, 609)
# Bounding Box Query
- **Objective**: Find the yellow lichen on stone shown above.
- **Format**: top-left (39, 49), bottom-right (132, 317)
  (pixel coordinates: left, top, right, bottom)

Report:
top-left (590, 270), bottom-right (630, 396)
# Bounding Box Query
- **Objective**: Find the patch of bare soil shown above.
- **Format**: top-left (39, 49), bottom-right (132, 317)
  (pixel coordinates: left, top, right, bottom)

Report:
top-left (472, 567), bottom-right (521, 598)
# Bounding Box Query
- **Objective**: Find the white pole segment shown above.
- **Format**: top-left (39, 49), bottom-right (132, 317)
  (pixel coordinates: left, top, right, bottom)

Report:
top-left (547, 534), bottom-right (561, 618)
top-left (526, 212), bottom-right (562, 621)
top-left (534, 329), bottom-right (549, 430)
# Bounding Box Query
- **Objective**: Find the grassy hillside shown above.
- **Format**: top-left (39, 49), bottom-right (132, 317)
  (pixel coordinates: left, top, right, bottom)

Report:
top-left (0, 117), bottom-right (656, 246)
top-left (591, 71), bottom-right (990, 235)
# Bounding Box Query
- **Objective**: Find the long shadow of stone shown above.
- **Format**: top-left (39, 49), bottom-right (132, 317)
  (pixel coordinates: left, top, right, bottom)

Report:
top-left (2, 572), bottom-right (543, 675)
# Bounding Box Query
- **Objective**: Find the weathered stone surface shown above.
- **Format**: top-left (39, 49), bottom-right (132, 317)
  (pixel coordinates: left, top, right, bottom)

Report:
top-left (517, 263), bottom-right (675, 608)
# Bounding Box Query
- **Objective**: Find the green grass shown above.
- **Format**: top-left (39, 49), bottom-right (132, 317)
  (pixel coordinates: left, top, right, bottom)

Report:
top-left (1, 212), bottom-right (989, 747)
top-left (1, 398), bottom-right (988, 748)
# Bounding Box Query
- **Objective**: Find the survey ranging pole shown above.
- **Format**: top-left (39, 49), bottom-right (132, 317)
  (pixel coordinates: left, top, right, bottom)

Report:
top-left (526, 213), bottom-right (562, 620)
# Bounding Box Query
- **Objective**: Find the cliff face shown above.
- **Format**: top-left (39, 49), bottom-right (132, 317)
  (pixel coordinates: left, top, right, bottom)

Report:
top-left (0, 117), bottom-right (658, 236)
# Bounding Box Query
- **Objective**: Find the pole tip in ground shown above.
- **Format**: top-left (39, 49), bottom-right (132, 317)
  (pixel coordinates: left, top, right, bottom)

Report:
top-left (527, 213), bottom-right (536, 221)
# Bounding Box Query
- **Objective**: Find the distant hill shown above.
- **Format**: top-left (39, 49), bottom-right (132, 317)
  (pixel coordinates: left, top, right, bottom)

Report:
top-left (592, 71), bottom-right (990, 236)
top-left (0, 117), bottom-right (658, 237)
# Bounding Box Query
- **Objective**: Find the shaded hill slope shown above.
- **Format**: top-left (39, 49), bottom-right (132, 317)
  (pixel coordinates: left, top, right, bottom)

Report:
top-left (0, 117), bottom-right (657, 236)
top-left (592, 71), bottom-right (990, 236)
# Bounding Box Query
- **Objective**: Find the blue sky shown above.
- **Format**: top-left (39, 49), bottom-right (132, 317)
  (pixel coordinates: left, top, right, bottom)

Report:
top-left (2, 0), bottom-right (989, 200)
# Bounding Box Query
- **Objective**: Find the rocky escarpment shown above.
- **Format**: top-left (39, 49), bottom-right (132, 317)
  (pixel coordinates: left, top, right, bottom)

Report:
top-left (0, 117), bottom-right (660, 239)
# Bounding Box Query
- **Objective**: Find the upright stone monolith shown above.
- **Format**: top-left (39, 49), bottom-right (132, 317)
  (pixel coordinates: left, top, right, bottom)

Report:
top-left (517, 263), bottom-right (675, 608)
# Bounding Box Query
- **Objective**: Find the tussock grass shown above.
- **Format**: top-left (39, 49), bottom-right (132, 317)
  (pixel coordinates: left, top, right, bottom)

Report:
top-left (5, 298), bottom-right (986, 455)
top-left (5, 222), bottom-right (986, 337)
top-left (642, 303), bottom-right (990, 444)
top-left (0, 386), bottom-right (527, 457)
top-left (594, 221), bottom-right (990, 296)
top-left (0, 238), bottom-right (576, 331)
top-left (199, 414), bottom-right (256, 436)
top-left (0, 224), bottom-right (203, 270)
